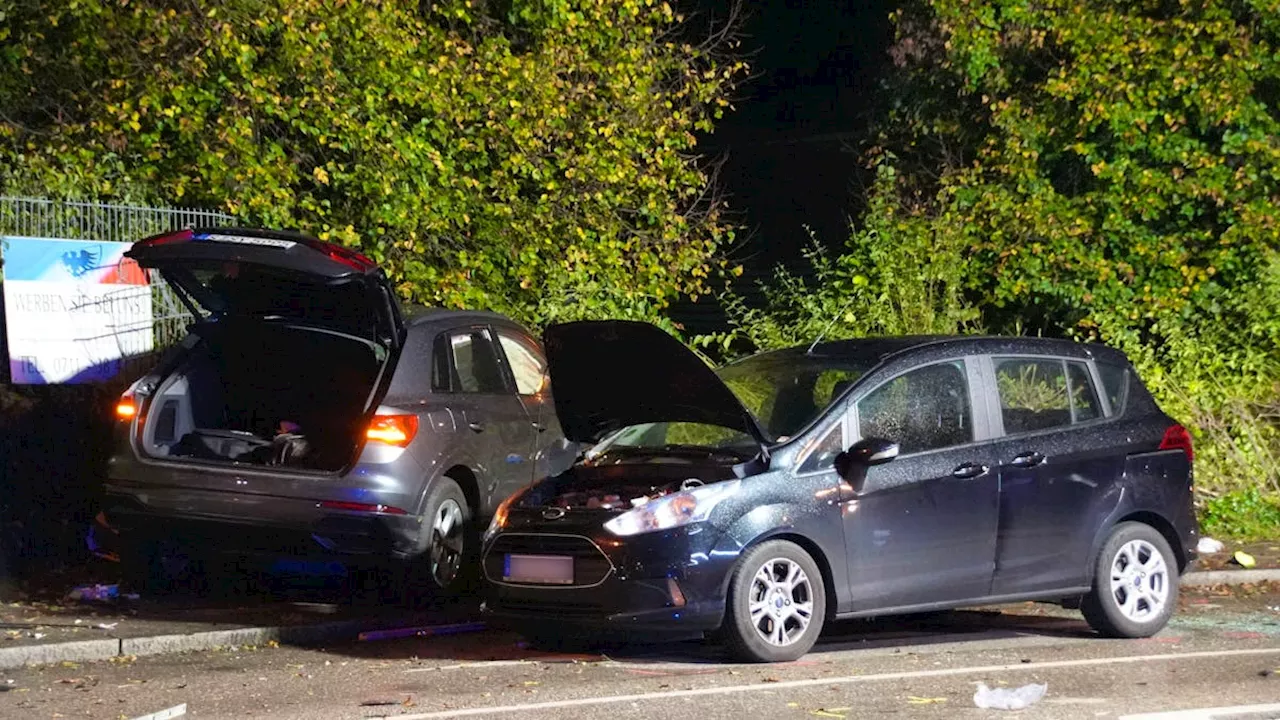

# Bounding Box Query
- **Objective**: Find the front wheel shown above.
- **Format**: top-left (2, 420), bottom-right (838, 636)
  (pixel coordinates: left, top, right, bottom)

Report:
top-left (721, 540), bottom-right (827, 663)
top-left (1081, 522), bottom-right (1179, 638)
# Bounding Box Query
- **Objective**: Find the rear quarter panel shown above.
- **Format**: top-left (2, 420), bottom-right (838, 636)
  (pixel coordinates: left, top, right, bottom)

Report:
top-left (1083, 417), bottom-right (1198, 577)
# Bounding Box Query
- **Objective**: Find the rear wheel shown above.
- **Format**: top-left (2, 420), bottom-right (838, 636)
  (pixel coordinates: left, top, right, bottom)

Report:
top-left (722, 540), bottom-right (826, 663)
top-left (1081, 522), bottom-right (1178, 638)
top-left (405, 477), bottom-right (478, 603)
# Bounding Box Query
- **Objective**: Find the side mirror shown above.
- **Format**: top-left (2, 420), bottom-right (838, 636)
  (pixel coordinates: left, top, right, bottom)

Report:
top-left (833, 437), bottom-right (899, 492)
top-left (848, 437), bottom-right (899, 466)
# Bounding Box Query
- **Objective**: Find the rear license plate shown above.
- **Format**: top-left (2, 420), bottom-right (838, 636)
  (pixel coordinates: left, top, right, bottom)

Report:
top-left (503, 554), bottom-right (574, 585)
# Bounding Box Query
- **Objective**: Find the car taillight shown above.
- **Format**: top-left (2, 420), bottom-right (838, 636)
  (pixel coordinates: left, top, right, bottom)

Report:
top-left (116, 392), bottom-right (138, 421)
top-left (311, 241), bottom-right (376, 272)
top-left (1159, 424), bottom-right (1194, 462)
top-left (366, 415), bottom-right (418, 447)
top-left (318, 501), bottom-right (408, 515)
top-left (134, 229), bottom-right (194, 247)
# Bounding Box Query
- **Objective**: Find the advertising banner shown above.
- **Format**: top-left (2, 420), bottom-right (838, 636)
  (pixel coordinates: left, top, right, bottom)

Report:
top-left (1, 236), bottom-right (153, 384)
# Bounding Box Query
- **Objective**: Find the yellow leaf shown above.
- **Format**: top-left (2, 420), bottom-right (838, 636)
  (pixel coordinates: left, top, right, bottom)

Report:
top-left (313, 167), bottom-right (330, 185)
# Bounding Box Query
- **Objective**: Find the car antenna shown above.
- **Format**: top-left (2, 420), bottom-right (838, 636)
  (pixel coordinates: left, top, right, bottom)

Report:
top-left (806, 295), bottom-right (859, 355)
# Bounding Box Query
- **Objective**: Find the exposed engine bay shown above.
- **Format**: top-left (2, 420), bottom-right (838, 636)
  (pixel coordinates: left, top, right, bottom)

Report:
top-left (520, 455), bottom-right (750, 512)
top-left (546, 477), bottom-right (710, 511)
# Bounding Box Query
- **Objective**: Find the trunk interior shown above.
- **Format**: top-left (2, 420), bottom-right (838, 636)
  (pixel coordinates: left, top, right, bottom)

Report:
top-left (141, 320), bottom-right (388, 472)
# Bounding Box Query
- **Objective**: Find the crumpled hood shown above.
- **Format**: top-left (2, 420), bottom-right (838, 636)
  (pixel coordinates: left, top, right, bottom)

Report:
top-left (542, 320), bottom-right (768, 448)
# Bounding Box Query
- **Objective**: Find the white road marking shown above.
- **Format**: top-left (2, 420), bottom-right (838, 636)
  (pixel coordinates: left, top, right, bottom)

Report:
top-left (405, 660), bottom-right (535, 673)
top-left (1119, 703), bottom-right (1280, 719)
top-left (395, 647), bottom-right (1280, 719)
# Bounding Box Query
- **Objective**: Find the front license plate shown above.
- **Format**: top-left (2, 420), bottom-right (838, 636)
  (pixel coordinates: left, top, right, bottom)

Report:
top-left (503, 554), bottom-right (574, 585)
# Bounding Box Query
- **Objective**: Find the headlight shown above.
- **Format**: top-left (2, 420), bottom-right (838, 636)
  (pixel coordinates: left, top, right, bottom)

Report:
top-left (603, 480), bottom-right (740, 537)
top-left (484, 491), bottom-right (520, 543)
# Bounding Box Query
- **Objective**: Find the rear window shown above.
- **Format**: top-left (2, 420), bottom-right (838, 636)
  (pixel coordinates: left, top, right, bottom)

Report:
top-left (995, 358), bottom-right (1072, 434)
top-left (1067, 361), bottom-right (1101, 422)
top-left (432, 328), bottom-right (507, 394)
top-left (1097, 361), bottom-right (1131, 415)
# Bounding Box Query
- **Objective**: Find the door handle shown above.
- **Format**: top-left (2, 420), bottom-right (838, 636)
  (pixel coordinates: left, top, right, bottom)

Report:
top-left (952, 462), bottom-right (990, 479)
top-left (1010, 451), bottom-right (1046, 468)
top-left (468, 421), bottom-right (485, 433)
top-left (532, 421), bottom-right (546, 433)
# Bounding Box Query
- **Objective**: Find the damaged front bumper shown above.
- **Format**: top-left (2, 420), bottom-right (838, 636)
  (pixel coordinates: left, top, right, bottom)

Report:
top-left (480, 515), bottom-right (738, 639)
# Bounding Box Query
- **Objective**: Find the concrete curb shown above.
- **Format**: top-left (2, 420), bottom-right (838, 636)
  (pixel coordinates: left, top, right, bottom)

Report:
top-left (1181, 568), bottom-right (1280, 586)
top-left (2, 568), bottom-right (1278, 670)
top-left (0, 616), bottom-right (405, 670)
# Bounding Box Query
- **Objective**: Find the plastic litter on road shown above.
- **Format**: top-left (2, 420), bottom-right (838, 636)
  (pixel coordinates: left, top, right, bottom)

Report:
top-left (356, 622), bottom-right (487, 642)
top-left (1233, 551), bottom-right (1258, 569)
top-left (1197, 537), bottom-right (1226, 554)
top-left (66, 585), bottom-right (119, 602)
top-left (973, 682), bottom-right (1048, 710)
top-left (128, 703), bottom-right (186, 720)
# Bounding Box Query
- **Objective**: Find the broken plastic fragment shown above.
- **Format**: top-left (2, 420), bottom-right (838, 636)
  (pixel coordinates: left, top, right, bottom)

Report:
top-left (66, 584), bottom-right (119, 602)
top-left (1233, 551), bottom-right (1258, 568)
top-left (1196, 537), bottom-right (1225, 554)
top-left (973, 682), bottom-right (1047, 710)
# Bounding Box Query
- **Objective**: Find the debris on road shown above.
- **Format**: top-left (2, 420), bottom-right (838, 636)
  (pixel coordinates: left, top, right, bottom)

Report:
top-left (66, 584), bottom-right (119, 603)
top-left (907, 696), bottom-right (947, 704)
top-left (1198, 537), bottom-right (1226, 554)
top-left (128, 703), bottom-right (186, 720)
top-left (973, 682), bottom-right (1047, 710)
top-left (356, 621), bottom-right (486, 642)
top-left (1233, 551), bottom-right (1258, 569)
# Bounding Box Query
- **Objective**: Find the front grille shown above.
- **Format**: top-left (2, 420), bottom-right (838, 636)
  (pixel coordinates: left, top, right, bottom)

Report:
top-left (485, 533), bottom-right (613, 587)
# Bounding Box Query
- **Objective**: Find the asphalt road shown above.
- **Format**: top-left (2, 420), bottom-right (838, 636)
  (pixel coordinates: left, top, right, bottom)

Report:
top-left (3, 587), bottom-right (1280, 720)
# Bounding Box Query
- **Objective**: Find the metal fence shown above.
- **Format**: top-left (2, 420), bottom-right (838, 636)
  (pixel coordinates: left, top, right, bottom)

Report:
top-left (0, 196), bottom-right (237, 351)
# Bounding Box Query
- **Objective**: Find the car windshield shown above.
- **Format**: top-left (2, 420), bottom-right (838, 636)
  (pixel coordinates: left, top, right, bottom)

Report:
top-left (589, 350), bottom-right (880, 455)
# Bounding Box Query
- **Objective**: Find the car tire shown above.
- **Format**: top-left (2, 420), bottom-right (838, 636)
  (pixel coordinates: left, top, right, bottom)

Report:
top-left (722, 540), bottom-right (827, 663)
top-left (409, 477), bottom-right (478, 601)
top-left (1081, 521), bottom-right (1179, 638)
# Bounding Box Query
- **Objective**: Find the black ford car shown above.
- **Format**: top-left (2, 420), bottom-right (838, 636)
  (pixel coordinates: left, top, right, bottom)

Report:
top-left (481, 321), bottom-right (1198, 662)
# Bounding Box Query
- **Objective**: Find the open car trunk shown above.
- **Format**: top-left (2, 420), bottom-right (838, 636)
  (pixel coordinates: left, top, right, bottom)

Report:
top-left (125, 227), bottom-right (405, 473)
top-left (140, 321), bottom-right (387, 472)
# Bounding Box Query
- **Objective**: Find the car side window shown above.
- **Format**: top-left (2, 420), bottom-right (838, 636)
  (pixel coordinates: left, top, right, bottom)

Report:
top-left (857, 361), bottom-right (973, 455)
top-left (1097, 360), bottom-right (1130, 415)
top-left (797, 420), bottom-right (844, 474)
top-left (432, 327), bottom-right (507, 394)
top-left (995, 358), bottom-right (1071, 434)
top-left (1067, 361), bottom-right (1101, 422)
top-left (497, 331), bottom-right (547, 395)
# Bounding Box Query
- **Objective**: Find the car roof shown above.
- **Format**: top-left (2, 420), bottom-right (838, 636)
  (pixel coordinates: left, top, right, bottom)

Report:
top-left (794, 334), bottom-right (1129, 364)
top-left (402, 306), bottom-right (528, 331)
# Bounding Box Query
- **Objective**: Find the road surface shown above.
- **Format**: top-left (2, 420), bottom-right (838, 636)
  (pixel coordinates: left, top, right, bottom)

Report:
top-left (3, 585), bottom-right (1280, 719)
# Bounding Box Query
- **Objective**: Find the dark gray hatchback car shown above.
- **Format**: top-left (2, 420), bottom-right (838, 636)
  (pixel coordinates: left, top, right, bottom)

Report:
top-left (483, 321), bottom-right (1199, 662)
top-left (99, 227), bottom-right (575, 595)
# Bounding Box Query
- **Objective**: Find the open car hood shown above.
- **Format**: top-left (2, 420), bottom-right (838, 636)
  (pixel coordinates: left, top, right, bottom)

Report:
top-left (542, 320), bottom-right (769, 449)
top-left (126, 228), bottom-right (404, 349)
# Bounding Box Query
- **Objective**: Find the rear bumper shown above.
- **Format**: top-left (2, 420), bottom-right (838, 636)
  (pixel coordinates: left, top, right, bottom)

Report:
top-left (99, 489), bottom-right (428, 561)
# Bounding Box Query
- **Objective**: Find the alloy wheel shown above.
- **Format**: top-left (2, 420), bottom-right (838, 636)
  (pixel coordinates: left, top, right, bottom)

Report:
top-left (747, 557), bottom-right (816, 647)
top-left (429, 498), bottom-right (465, 587)
top-left (1108, 539), bottom-right (1169, 623)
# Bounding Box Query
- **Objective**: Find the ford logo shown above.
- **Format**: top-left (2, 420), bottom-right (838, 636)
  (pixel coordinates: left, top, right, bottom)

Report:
top-left (542, 507), bottom-right (566, 520)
